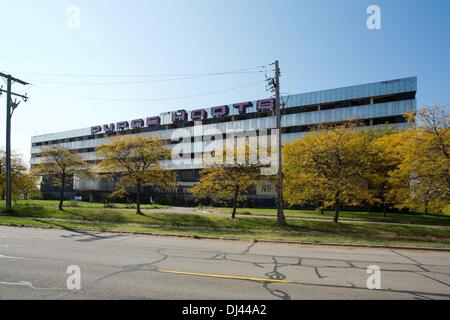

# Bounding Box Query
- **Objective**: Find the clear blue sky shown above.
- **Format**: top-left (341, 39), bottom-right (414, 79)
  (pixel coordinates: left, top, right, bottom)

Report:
top-left (1, 0), bottom-right (449, 163)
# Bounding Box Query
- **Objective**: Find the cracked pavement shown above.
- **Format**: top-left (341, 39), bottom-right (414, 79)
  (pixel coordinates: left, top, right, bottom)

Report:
top-left (0, 226), bottom-right (449, 300)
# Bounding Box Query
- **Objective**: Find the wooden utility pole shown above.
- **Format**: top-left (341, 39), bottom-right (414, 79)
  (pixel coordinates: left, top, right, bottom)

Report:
top-left (274, 60), bottom-right (286, 224)
top-left (0, 72), bottom-right (29, 212)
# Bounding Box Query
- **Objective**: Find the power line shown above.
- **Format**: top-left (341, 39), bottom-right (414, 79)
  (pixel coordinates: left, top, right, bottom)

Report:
top-left (31, 80), bottom-right (267, 103)
top-left (24, 70), bottom-right (263, 86)
top-left (10, 65), bottom-right (269, 78)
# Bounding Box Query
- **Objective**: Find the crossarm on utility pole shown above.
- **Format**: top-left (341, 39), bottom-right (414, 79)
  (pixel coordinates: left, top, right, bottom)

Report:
top-left (0, 72), bottom-right (29, 85)
top-left (0, 89), bottom-right (28, 100)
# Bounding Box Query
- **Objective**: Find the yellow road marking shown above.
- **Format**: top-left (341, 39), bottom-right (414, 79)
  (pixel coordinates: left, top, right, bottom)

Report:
top-left (159, 269), bottom-right (291, 283)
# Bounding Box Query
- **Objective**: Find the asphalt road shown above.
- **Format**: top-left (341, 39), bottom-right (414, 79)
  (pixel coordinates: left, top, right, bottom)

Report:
top-left (0, 226), bottom-right (449, 300)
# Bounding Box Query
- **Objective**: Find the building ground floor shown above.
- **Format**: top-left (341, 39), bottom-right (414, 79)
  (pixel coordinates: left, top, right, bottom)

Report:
top-left (38, 171), bottom-right (401, 213)
top-left (39, 170), bottom-right (278, 208)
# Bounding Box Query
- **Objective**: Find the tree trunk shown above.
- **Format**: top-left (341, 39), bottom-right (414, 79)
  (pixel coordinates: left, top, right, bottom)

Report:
top-left (333, 198), bottom-right (340, 224)
top-left (383, 203), bottom-right (387, 217)
top-left (136, 182), bottom-right (142, 215)
top-left (59, 174), bottom-right (65, 211)
top-left (317, 206), bottom-right (324, 215)
top-left (231, 186), bottom-right (239, 219)
top-left (424, 199), bottom-right (429, 215)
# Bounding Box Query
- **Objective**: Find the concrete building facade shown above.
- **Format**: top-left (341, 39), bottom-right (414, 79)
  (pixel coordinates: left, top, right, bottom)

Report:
top-left (30, 77), bottom-right (417, 206)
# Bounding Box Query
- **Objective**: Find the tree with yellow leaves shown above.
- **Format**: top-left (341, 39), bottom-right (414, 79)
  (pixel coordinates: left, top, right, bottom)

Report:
top-left (97, 135), bottom-right (175, 215)
top-left (0, 150), bottom-right (40, 201)
top-left (283, 123), bottom-right (370, 223)
top-left (189, 147), bottom-right (262, 219)
top-left (361, 127), bottom-right (401, 216)
top-left (33, 147), bottom-right (92, 210)
top-left (13, 172), bottom-right (40, 201)
top-left (0, 150), bottom-right (27, 200)
top-left (384, 107), bottom-right (450, 214)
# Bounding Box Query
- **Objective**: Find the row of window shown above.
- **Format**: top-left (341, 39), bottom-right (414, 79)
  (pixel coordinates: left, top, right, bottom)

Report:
top-left (40, 169), bottom-right (202, 193)
top-left (32, 92), bottom-right (415, 148)
top-left (31, 116), bottom-right (407, 160)
top-left (32, 147), bottom-right (96, 158)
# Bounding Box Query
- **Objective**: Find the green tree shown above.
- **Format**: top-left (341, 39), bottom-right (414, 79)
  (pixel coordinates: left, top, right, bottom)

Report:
top-left (33, 147), bottom-right (91, 210)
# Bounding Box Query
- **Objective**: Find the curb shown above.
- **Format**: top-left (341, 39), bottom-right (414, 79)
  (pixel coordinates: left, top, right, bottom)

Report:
top-left (1, 221), bottom-right (450, 252)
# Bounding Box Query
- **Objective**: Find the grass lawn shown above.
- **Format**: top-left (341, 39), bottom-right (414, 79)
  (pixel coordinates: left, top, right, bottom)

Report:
top-left (208, 207), bottom-right (450, 227)
top-left (0, 200), bottom-right (449, 249)
top-left (0, 199), bottom-right (166, 210)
